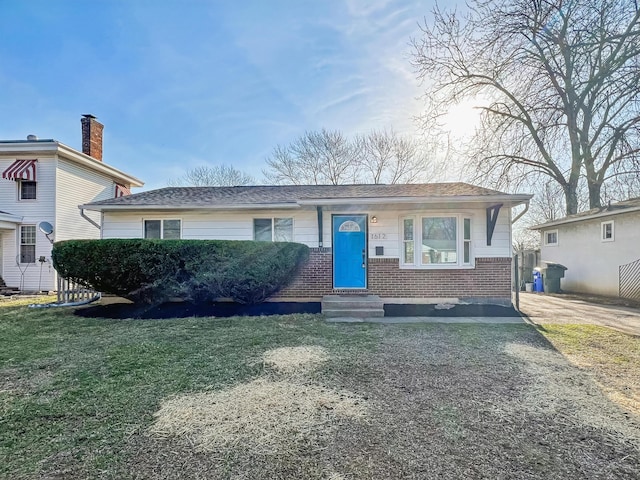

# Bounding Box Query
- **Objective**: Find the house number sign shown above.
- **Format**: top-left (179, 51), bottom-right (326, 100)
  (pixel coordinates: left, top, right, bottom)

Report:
top-left (370, 233), bottom-right (387, 240)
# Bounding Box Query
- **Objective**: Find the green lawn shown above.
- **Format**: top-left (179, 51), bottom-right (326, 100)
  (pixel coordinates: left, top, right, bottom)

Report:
top-left (1, 299), bottom-right (639, 479)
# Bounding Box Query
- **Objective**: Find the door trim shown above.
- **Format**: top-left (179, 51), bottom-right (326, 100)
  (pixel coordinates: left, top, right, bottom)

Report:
top-left (331, 214), bottom-right (368, 289)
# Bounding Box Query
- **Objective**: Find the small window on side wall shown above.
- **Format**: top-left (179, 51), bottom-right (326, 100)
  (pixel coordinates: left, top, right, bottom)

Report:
top-left (144, 219), bottom-right (181, 239)
top-left (20, 181), bottom-right (37, 200)
top-left (601, 221), bottom-right (614, 242)
top-left (544, 229), bottom-right (558, 246)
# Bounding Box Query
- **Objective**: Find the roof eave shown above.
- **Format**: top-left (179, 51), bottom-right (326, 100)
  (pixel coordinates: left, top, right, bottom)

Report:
top-left (0, 212), bottom-right (23, 223)
top-left (530, 205), bottom-right (640, 230)
top-left (57, 144), bottom-right (144, 187)
top-left (80, 202), bottom-right (301, 212)
top-left (297, 194), bottom-right (533, 207)
top-left (0, 140), bottom-right (144, 187)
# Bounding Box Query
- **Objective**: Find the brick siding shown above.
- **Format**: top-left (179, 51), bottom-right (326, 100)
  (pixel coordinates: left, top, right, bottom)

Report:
top-left (273, 248), bottom-right (512, 301)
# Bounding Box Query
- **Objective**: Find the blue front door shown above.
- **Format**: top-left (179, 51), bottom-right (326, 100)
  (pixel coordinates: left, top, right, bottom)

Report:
top-left (333, 215), bottom-right (367, 288)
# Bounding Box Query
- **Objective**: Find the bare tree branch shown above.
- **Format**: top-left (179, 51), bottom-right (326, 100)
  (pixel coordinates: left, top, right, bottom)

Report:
top-left (412, 0), bottom-right (640, 213)
top-left (168, 165), bottom-right (254, 187)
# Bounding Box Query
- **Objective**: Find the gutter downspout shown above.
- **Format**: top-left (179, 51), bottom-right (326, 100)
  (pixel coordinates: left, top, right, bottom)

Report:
top-left (511, 200), bottom-right (530, 224)
top-left (79, 206), bottom-right (101, 230)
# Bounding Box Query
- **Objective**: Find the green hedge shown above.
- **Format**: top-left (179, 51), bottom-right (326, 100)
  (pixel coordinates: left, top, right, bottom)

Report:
top-left (52, 239), bottom-right (309, 304)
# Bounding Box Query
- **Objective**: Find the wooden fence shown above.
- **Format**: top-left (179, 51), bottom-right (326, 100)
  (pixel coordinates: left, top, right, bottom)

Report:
top-left (56, 276), bottom-right (100, 304)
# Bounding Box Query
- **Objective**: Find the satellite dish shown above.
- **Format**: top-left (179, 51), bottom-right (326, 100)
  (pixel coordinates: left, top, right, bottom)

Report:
top-left (38, 221), bottom-right (54, 235)
top-left (39, 221), bottom-right (55, 244)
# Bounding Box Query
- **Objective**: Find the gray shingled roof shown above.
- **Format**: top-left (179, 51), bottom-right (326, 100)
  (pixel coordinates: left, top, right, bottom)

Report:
top-left (85, 183), bottom-right (521, 208)
top-left (531, 197), bottom-right (640, 229)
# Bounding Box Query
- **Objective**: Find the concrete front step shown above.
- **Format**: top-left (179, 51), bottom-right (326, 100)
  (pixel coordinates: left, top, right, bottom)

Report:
top-left (323, 308), bottom-right (385, 318)
top-left (321, 295), bottom-right (385, 318)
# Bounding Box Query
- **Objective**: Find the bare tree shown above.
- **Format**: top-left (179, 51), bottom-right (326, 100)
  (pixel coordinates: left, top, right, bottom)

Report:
top-left (263, 129), bottom-right (357, 185)
top-left (264, 128), bottom-right (431, 184)
top-left (413, 0), bottom-right (640, 214)
top-left (355, 129), bottom-right (431, 184)
top-left (168, 165), bottom-right (254, 187)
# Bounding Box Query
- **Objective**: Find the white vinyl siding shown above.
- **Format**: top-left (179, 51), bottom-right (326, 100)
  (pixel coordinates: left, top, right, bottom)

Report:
top-left (538, 211), bottom-right (639, 297)
top-left (0, 153), bottom-right (134, 291)
top-left (0, 157), bottom-right (56, 290)
top-left (101, 207), bottom-right (512, 261)
top-left (103, 211), bottom-right (316, 245)
top-left (55, 158), bottom-right (117, 242)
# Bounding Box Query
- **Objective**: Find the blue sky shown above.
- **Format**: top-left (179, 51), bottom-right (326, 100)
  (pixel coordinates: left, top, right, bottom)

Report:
top-left (1, 0), bottom-right (450, 190)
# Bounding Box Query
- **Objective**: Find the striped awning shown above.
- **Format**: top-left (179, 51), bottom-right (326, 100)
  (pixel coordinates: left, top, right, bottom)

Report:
top-left (2, 159), bottom-right (37, 181)
top-left (115, 184), bottom-right (131, 197)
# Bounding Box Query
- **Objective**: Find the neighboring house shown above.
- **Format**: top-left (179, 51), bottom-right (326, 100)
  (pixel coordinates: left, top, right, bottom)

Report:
top-left (531, 198), bottom-right (640, 298)
top-left (0, 115), bottom-right (143, 292)
top-left (82, 184), bottom-right (531, 306)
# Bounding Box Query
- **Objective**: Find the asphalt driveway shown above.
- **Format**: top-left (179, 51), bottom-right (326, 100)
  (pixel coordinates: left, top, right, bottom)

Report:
top-left (519, 292), bottom-right (640, 336)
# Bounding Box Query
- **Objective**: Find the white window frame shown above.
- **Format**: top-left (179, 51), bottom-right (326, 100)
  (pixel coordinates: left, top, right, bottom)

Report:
top-left (253, 217), bottom-right (294, 242)
top-left (400, 214), bottom-right (473, 269)
top-left (143, 219), bottom-right (182, 239)
top-left (401, 217), bottom-right (415, 266)
top-left (19, 225), bottom-right (37, 264)
top-left (18, 180), bottom-right (37, 201)
top-left (601, 220), bottom-right (614, 242)
top-left (544, 229), bottom-right (558, 246)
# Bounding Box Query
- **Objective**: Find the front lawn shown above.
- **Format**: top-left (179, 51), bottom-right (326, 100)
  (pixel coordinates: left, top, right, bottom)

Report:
top-left (1, 300), bottom-right (639, 479)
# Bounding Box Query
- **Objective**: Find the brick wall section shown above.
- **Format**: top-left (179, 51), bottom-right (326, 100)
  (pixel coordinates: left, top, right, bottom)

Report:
top-left (273, 249), bottom-right (512, 301)
top-left (274, 248), bottom-right (333, 299)
top-left (367, 257), bottom-right (511, 299)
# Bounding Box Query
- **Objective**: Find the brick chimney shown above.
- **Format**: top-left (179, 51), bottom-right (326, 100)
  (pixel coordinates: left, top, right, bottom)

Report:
top-left (81, 114), bottom-right (103, 161)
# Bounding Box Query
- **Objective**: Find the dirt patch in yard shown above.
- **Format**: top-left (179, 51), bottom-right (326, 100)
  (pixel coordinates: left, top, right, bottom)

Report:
top-left (124, 324), bottom-right (640, 479)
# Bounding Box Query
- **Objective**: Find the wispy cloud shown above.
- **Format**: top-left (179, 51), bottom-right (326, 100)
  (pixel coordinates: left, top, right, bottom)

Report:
top-left (0, 0), bottom-right (432, 187)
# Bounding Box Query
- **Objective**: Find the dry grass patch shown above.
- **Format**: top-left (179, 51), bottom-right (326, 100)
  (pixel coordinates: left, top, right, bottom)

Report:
top-left (539, 324), bottom-right (640, 415)
top-left (504, 342), bottom-right (640, 449)
top-left (0, 295), bottom-right (56, 307)
top-left (149, 377), bottom-right (368, 455)
top-left (262, 345), bottom-right (329, 373)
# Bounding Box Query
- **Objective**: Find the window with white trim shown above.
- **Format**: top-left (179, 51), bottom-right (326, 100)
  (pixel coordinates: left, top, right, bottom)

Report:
top-left (544, 229), bottom-right (558, 246)
top-left (253, 218), bottom-right (293, 242)
top-left (401, 215), bottom-right (472, 267)
top-left (19, 181), bottom-right (37, 200)
top-left (601, 221), bottom-right (614, 242)
top-left (20, 225), bottom-right (36, 263)
top-left (144, 219), bottom-right (181, 239)
top-left (402, 218), bottom-right (414, 265)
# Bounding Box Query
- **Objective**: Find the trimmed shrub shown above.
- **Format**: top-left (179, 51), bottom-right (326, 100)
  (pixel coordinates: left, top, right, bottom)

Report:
top-left (52, 239), bottom-right (309, 304)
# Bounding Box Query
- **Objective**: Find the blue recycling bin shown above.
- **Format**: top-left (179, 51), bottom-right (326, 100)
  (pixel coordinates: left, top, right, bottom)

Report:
top-left (533, 270), bottom-right (544, 292)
